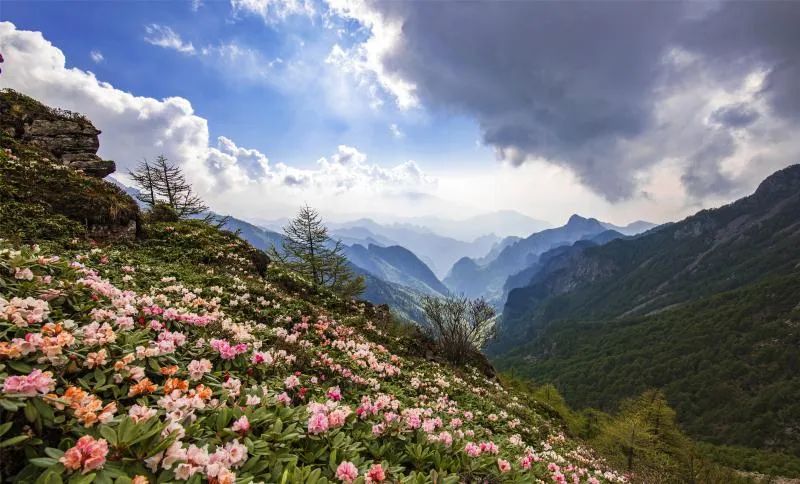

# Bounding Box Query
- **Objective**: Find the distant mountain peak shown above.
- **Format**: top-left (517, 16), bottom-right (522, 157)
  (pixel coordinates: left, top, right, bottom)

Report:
top-left (566, 214), bottom-right (602, 228)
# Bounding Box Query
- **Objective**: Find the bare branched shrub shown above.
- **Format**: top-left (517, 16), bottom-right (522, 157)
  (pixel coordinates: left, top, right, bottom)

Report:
top-left (421, 295), bottom-right (496, 365)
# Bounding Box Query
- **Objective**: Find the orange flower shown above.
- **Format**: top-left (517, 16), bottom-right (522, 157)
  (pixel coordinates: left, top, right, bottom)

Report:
top-left (159, 365), bottom-right (179, 376)
top-left (64, 386), bottom-right (88, 405)
top-left (41, 322), bottom-right (63, 336)
top-left (60, 386), bottom-right (117, 427)
top-left (163, 377), bottom-right (188, 394)
top-left (192, 384), bottom-right (213, 400)
top-left (128, 378), bottom-right (157, 397)
top-left (0, 342), bottom-right (22, 359)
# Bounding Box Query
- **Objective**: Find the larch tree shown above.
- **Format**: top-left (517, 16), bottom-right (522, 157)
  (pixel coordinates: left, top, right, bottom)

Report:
top-left (128, 159), bottom-right (158, 209)
top-left (274, 205), bottom-right (364, 299)
top-left (129, 155), bottom-right (208, 219)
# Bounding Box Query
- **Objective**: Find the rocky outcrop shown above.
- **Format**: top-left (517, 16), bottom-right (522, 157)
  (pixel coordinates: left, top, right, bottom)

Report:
top-left (0, 89), bottom-right (115, 177)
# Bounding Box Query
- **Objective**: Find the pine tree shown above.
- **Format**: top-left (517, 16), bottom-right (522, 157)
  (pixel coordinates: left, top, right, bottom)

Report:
top-left (274, 205), bottom-right (364, 298)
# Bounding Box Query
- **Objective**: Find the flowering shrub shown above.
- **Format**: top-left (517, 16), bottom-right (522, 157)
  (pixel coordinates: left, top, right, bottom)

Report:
top-left (0, 220), bottom-right (627, 483)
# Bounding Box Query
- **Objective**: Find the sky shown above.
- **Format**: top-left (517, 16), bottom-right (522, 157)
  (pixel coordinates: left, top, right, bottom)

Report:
top-left (1, 0), bottom-right (799, 228)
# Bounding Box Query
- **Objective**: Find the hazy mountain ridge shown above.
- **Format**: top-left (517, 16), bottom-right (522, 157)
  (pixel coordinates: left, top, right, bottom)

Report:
top-left (443, 215), bottom-right (613, 301)
top-left (328, 218), bottom-right (500, 278)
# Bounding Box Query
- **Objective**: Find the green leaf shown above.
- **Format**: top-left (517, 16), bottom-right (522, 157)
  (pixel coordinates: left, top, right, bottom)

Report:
top-left (99, 425), bottom-right (117, 446)
top-left (0, 434), bottom-right (30, 447)
top-left (94, 368), bottom-right (107, 387)
top-left (44, 447), bottom-right (65, 459)
top-left (7, 360), bottom-right (33, 373)
top-left (24, 400), bottom-right (39, 423)
top-left (68, 473), bottom-right (96, 484)
top-left (32, 397), bottom-right (55, 421)
top-left (0, 398), bottom-right (23, 411)
top-left (0, 421), bottom-right (13, 437)
top-left (29, 457), bottom-right (59, 468)
top-left (147, 359), bottom-right (161, 372)
top-left (36, 469), bottom-right (63, 484)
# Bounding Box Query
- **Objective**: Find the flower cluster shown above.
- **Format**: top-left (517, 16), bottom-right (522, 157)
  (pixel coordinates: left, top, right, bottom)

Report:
top-left (0, 231), bottom-right (627, 483)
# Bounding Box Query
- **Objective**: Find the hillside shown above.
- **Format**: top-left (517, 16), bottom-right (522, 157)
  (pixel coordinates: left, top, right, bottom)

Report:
top-left (494, 165), bottom-right (800, 456)
top-left (0, 89), bottom-right (638, 483)
top-left (342, 244), bottom-right (449, 297)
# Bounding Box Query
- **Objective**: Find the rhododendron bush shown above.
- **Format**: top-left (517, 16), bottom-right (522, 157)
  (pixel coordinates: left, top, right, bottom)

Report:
top-left (0, 220), bottom-right (626, 483)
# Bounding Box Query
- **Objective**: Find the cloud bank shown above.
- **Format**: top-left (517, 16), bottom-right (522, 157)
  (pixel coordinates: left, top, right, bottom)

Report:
top-left (326, 0), bottom-right (800, 201)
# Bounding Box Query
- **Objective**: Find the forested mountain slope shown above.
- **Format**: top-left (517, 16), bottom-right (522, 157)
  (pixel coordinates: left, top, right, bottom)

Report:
top-left (494, 165), bottom-right (800, 456)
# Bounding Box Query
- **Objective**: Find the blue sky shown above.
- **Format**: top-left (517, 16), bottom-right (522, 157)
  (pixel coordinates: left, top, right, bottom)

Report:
top-left (2, 0), bottom-right (488, 172)
top-left (1, 1), bottom-right (798, 227)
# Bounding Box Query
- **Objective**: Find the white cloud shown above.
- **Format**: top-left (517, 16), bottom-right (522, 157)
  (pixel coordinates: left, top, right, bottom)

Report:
top-left (144, 24), bottom-right (195, 54)
top-left (0, 21), bottom-right (436, 221)
top-left (324, 0), bottom-right (418, 110)
top-left (89, 49), bottom-right (104, 63)
top-left (231, 0), bottom-right (315, 23)
top-left (389, 123), bottom-right (404, 139)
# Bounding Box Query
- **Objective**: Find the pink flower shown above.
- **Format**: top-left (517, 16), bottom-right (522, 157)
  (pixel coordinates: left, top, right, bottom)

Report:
top-left (2, 369), bottom-right (55, 396)
top-left (336, 461), bottom-right (359, 483)
top-left (480, 441), bottom-right (499, 455)
top-left (187, 359), bottom-right (212, 380)
top-left (498, 459), bottom-right (511, 473)
top-left (276, 392), bottom-right (292, 405)
top-left (366, 463), bottom-right (386, 482)
top-left (60, 435), bottom-right (108, 474)
top-left (128, 404), bottom-right (157, 423)
top-left (464, 442), bottom-right (482, 457)
top-left (284, 375), bottom-right (300, 389)
top-left (232, 415), bottom-right (250, 433)
top-left (326, 386), bottom-right (342, 401)
top-left (327, 408), bottom-right (349, 428)
top-left (14, 268), bottom-right (33, 280)
top-left (308, 412), bottom-right (329, 435)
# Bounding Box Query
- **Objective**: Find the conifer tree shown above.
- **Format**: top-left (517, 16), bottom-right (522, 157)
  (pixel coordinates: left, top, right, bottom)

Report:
top-left (128, 159), bottom-right (158, 208)
top-left (275, 205), bottom-right (364, 298)
top-left (151, 155), bottom-right (208, 217)
top-left (129, 155), bottom-right (208, 218)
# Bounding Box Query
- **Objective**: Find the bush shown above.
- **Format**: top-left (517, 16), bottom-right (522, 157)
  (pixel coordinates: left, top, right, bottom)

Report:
top-left (420, 295), bottom-right (496, 365)
top-left (146, 202), bottom-right (180, 223)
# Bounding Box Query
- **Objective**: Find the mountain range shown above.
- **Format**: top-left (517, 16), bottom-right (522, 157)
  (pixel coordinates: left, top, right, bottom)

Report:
top-left (443, 216), bottom-right (654, 303)
top-left (491, 164), bottom-right (800, 456)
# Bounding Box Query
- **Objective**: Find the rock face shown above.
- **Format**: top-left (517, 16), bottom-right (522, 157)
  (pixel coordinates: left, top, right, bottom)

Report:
top-left (0, 89), bottom-right (115, 177)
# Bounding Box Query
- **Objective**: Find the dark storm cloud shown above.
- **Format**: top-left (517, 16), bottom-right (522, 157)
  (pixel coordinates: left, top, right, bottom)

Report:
top-left (710, 103), bottom-right (760, 129)
top-left (678, 1), bottom-right (800, 122)
top-left (682, 130), bottom-right (736, 197)
top-left (364, 0), bottom-right (800, 199)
